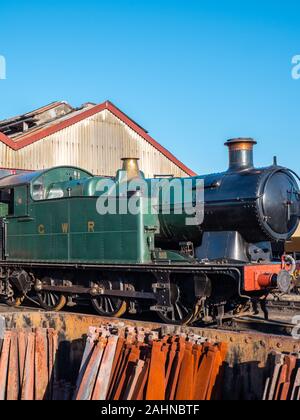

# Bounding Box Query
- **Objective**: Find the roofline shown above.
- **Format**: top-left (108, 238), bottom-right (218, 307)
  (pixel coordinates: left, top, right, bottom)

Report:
top-left (0, 101), bottom-right (196, 177)
top-left (0, 165), bottom-right (93, 189)
top-left (30, 165), bottom-right (93, 179)
top-left (0, 101), bottom-right (65, 127)
top-left (23, 101), bottom-right (66, 116)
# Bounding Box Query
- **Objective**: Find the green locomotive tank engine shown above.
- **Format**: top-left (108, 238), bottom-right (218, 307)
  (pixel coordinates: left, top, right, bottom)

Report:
top-left (0, 166), bottom-right (158, 265)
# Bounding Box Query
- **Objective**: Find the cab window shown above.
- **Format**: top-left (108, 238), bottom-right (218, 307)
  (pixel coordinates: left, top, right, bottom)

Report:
top-left (32, 180), bottom-right (46, 201)
top-left (0, 186), bottom-right (29, 217)
top-left (0, 188), bottom-right (14, 217)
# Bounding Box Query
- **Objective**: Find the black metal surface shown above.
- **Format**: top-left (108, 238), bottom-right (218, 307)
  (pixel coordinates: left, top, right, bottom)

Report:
top-left (201, 167), bottom-right (300, 243)
top-left (40, 284), bottom-right (156, 300)
top-left (157, 140), bottom-right (300, 255)
top-left (196, 231), bottom-right (273, 263)
top-left (0, 259), bottom-right (242, 273)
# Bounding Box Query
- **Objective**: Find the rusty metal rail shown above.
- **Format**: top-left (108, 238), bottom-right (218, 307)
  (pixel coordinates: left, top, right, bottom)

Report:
top-left (0, 323), bottom-right (228, 400)
top-left (0, 328), bottom-right (59, 400)
top-left (0, 310), bottom-right (300, 400)
top-left (73, 324), bottom-right (228, 401)
top-left (263, 351), bottom-right (300, 400)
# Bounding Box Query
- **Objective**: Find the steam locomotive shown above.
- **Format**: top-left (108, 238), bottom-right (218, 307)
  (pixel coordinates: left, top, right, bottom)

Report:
top-left (0, 138), bottom-right (299, 325)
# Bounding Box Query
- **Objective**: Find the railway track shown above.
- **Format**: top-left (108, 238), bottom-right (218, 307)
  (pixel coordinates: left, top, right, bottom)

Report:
top-left (229, 315), bottom-right (297, 336)
top-left (267, 294), bottom-right (300, 311)
top-left (1, 295), bottom-right (300, 337)
top-left (211, 294), bottom-right (300, 336)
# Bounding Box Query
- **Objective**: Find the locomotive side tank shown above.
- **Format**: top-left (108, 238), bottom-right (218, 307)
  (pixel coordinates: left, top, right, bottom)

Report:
top-left (0, 166), bottom-right (159, 265)
top-left (156, 138), bottom-right (300, 263)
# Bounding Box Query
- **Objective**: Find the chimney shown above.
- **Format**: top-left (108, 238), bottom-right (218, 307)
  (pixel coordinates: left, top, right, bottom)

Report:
top-left (225, 138), bottom-right (257, 172)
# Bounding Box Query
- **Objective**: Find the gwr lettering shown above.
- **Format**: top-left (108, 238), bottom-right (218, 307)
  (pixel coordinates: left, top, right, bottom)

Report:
top-left (88, 221), bottom-right (95, 232)
top-left (38, 224), bottom-right (45, 234)
top-left (62, 223), bottom-right (69, 233)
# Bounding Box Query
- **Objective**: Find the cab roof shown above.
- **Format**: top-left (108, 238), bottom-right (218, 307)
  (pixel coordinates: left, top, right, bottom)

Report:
top-left (0, 166), bottom-right (93, 188)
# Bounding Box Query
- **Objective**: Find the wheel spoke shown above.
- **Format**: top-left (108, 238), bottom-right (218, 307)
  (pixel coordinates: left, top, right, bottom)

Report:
top-left (179, 303), bottom-right (189, 316)
top-left (175, 303), bottom-right (183, 320)
top-left (91, 280), bottom-right (127, 318)
top-left (37, 291), bottom-right (66, 312)
top-left (104, 298), bottom-right (109, 313)
top-left (157, 281), bottom-right (196, 325)
top-left (50, 293), bottom-right (56, 307)
top-left (108, 298), bottom-right (114, 313)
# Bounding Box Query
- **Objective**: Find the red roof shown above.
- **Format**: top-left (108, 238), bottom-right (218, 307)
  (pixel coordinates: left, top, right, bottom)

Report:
top-left (0, 101), bottom-right (196, 176)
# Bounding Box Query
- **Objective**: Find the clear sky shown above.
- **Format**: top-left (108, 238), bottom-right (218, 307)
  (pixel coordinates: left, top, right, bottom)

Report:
top-left (0, 0), bottom-right (299, 175)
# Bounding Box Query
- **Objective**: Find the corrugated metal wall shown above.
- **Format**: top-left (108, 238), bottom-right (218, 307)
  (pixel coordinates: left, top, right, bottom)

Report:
top-left (292, 225), bottom-right (300, 239)
top-left (0, 110), bottom-right (190, 178)
top-left (286, 224), bottom-right (300, 252)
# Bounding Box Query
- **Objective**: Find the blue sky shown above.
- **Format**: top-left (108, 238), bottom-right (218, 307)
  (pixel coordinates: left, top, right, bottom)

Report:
top-left (0, 0), bottom-right (299, 174)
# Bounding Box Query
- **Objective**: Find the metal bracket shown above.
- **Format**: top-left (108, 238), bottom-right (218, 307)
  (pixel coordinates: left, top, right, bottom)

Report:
top-left (151, 272), bottom-right (171, 308)
top-left (179, 241), bottom-right (195, 257)
top-left (150, 305), bottom-right (173, 312)
top-left (152, 283), bottom-right (171, 290)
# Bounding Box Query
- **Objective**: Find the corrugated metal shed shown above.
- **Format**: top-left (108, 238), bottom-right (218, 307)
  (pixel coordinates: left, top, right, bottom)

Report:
top-left (0, 101), bottom-right (196, 178)
top-left (286, 225), bottom-right (300, 253)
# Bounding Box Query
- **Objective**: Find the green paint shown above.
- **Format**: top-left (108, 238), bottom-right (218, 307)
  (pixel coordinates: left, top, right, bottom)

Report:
top-left (0, 167), bottom-right (164, 264)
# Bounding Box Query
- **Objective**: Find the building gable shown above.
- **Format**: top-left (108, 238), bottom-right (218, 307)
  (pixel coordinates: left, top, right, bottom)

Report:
top-left (0, 101), bottom-right (195, 177)
top-left (0, 104), bottom-right (195, 178)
